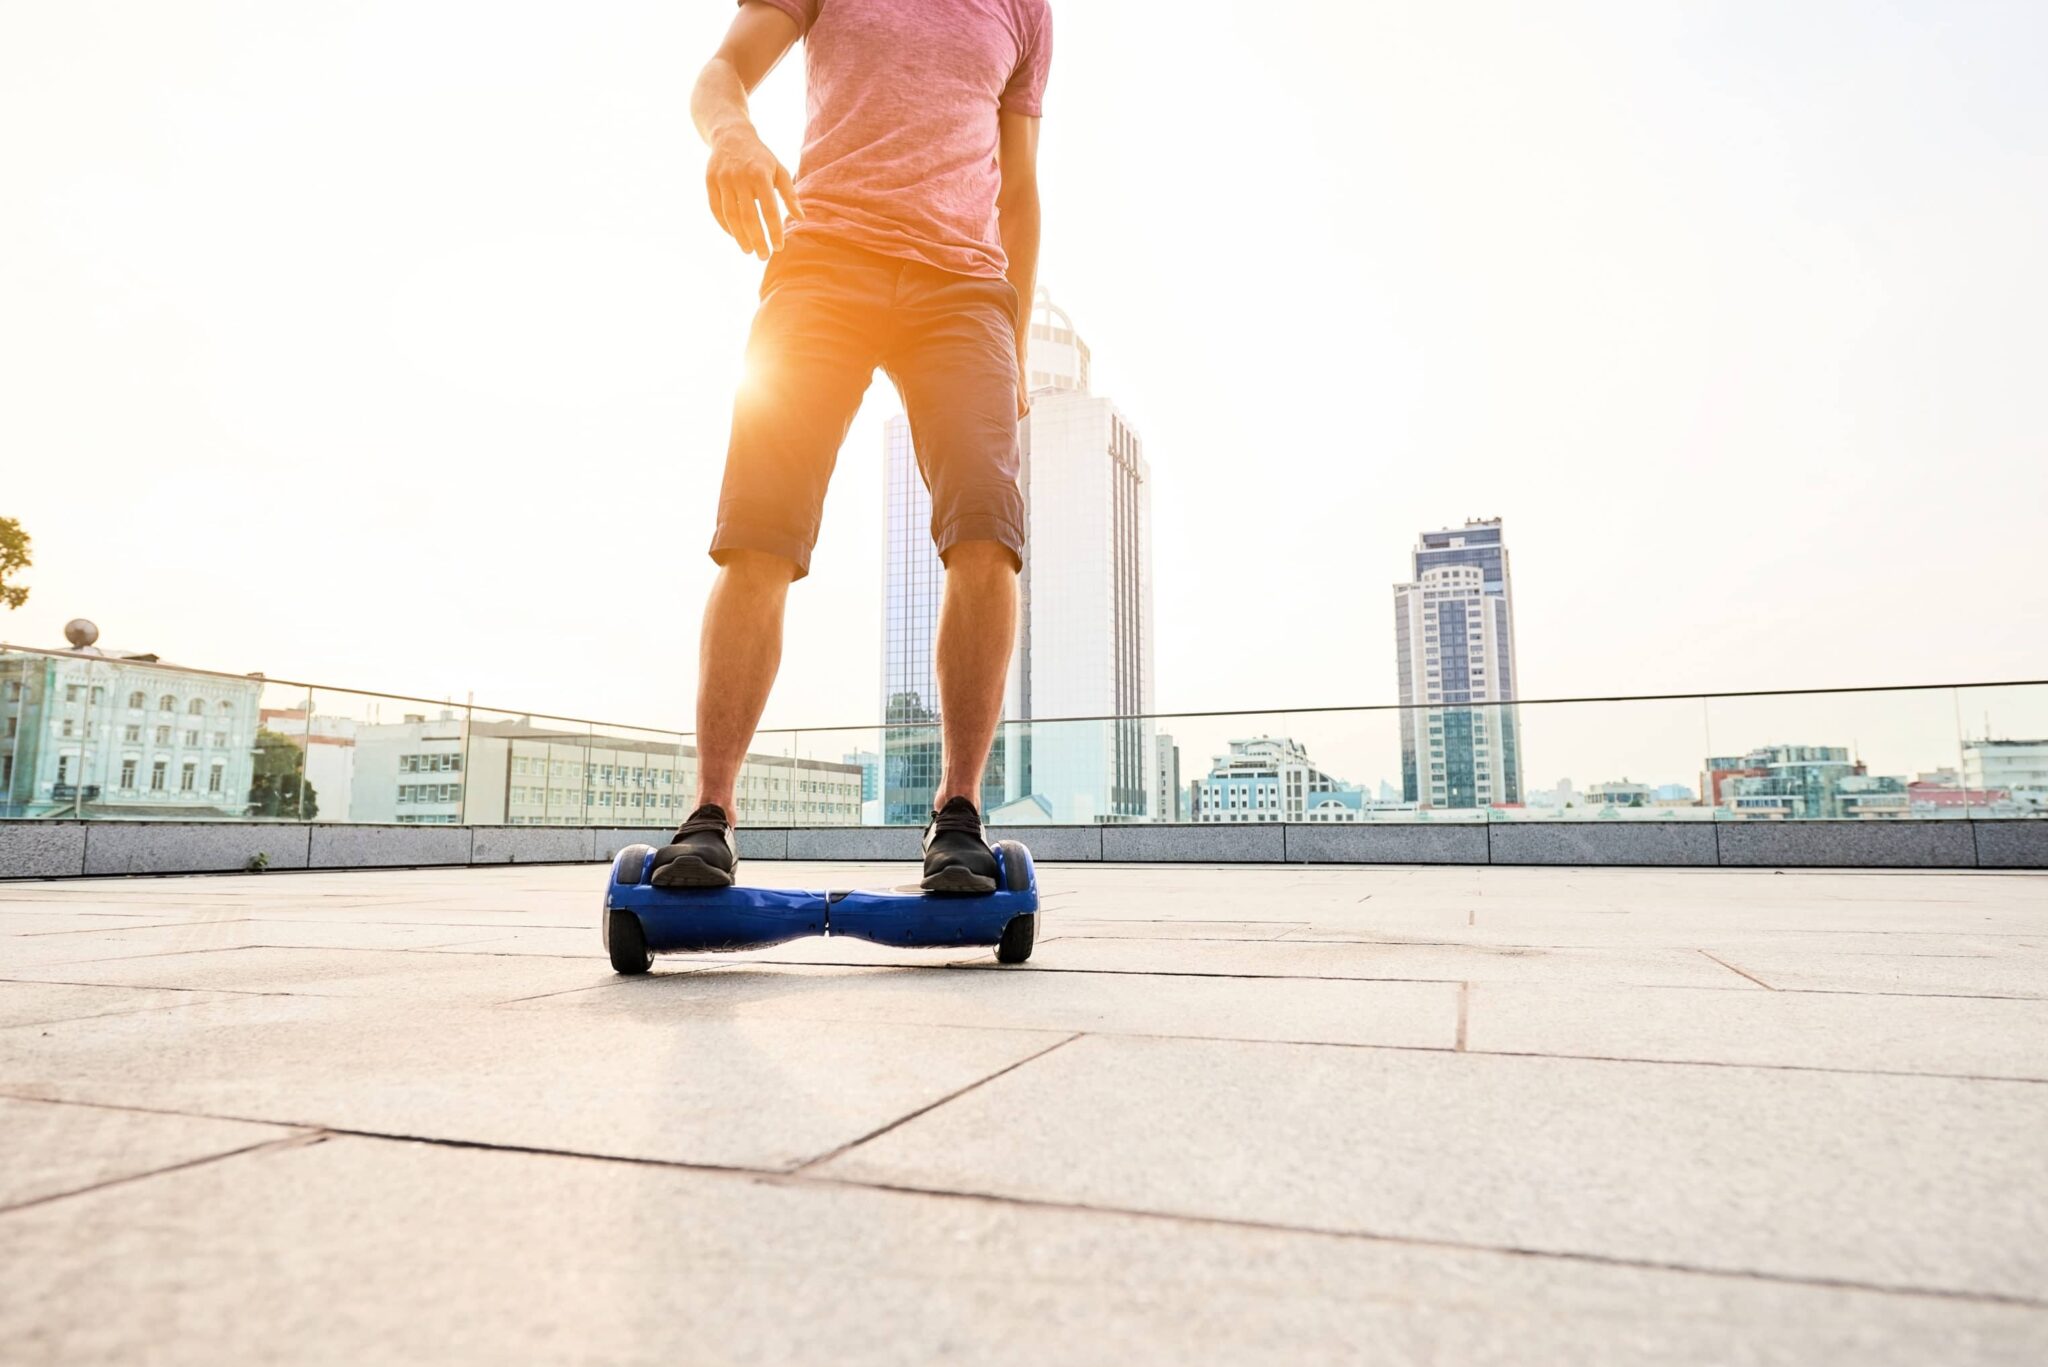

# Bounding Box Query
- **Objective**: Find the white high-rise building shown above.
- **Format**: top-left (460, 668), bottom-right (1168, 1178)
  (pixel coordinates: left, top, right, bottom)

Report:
top-left (881, 290), bottom-right (1155, 824)
top-left (1393, 519), bottom-right (1524, 809)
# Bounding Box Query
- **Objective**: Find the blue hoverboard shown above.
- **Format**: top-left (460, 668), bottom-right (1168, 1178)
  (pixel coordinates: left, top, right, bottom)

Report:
top-left (600, 839), bottom-right (1038, 975)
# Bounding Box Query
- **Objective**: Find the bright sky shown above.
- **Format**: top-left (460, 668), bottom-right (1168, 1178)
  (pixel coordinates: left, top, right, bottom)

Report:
top-left (4, 2), bottom-right (2045, 787)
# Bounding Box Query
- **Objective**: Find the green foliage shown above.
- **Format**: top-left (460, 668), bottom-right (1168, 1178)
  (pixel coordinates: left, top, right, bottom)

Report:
top-left (245, 852), bottom-right (270, 872)
top-left (247, 729), bottom-right (320, 819)
top-left (0, 517), bottom-right (29, 611)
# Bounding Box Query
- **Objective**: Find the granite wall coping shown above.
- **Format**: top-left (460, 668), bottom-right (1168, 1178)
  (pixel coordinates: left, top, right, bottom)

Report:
top-left (0, 821), bottom-right (88, 879)
top-left (1714, 819), bottom-right (1978, 869)
top-left (1102, 823), bottom-right (1286, 863)
top-left (1284, 823), bottom-right (1490, 865)
top-left (309, 824), bottom-right (472, 870)
top-left (80, 821), bottom-right (312, 877)
top-left (470, 826), bottom-right (594, 866)
top-left (1972, 820), bottom-right (2048, 870)
top-left (1488, 821), bottom-right (1719, 867)
top-left (5, 818), bottom-right (2041, 878)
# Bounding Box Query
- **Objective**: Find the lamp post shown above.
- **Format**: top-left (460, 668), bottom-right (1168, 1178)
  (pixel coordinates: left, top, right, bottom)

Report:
top-left (61, 619), bottom-right (101, 819)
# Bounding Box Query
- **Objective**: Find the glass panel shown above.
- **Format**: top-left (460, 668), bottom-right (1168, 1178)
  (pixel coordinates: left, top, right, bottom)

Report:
top-left (3, 634), bottom-right (2036, 832)
top-left (1953, 683), bottom-right (2048, 818)
top-left (778, 725), bottom-right (883, 826)
top-left (0, 645), bottom-right (291, 821)
top-left (1159, 708), bottom-right (1425, 826)
top-left (582, 720), bottom-right (694, 835)
top-left (298, 687), bottom-right (468, 826)
top-left (1702, 687), bottom-right (1959, 820)
top-left (1496, 694), bottom-right (1712, 820)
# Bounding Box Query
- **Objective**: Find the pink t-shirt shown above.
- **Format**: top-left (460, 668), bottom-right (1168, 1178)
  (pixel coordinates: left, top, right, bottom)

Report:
top-left (747, 0), bottom-right (1051, 279)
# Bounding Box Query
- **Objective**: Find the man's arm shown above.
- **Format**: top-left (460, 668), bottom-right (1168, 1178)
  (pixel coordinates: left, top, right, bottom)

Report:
top-left (694, 3), bottom-right (804, 260)
top-left (996, 110), bottom-right (1041, 417)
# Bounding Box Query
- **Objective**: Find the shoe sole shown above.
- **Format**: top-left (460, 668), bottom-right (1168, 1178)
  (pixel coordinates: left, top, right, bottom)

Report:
top-left (650, 857), bottom-right (738, 889)
top-left (920, 866), bottom-right (998, 896)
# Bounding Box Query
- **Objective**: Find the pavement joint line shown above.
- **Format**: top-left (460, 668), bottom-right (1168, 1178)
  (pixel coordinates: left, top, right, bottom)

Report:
top-left (20, 1084), bottom-right (2048, 1275)
top-left (491, 964), bottom-right (726, 1006)
top-left (10, 959), bottom-right (2042, 1005)
top-left (20, 918), bottom-right (257, 938)
top-left (0, 997), bottom-right (251, 1033)
top-left (0, 1126), bottom-right (323, 1217)
top-left (790, 1032), bottom-right (1086, 1175)
top-left (791, 1172), bottom-right (2048, 1311)
top-left (0, 975), bottom-right (288, 999)
top-left (1699, 950), bottom-right (1779, 990)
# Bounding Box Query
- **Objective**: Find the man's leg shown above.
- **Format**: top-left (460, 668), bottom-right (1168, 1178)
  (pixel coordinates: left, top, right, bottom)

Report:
top-left (934, 539), bottom-right (1019, 807)
top-left (693, 548), bottom-right (798, 813)
top-left (883, 266), bottom-right (1029, 892)
top-left (652, 241), bottom-right (887, 888)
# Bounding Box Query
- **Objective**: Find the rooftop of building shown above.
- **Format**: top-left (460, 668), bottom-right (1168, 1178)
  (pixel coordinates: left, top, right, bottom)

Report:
top-left (3, 858), bottom-right (2043, 1361)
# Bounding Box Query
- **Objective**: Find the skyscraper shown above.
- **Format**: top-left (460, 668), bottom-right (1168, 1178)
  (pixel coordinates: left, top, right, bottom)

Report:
top-left (1393, 518), bottom-right (1524, 808)
top-left (881, 290), bottom-right (1155, 824)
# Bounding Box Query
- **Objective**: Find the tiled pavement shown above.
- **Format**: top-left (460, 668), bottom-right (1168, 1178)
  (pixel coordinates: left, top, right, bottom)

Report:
top-left (2, 861), bottom-right (2045, 1364)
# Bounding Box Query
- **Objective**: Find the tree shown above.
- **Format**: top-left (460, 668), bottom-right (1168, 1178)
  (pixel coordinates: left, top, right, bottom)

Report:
top-left (0, 517), bottom-right (29, 610)
top-left (248, 729), bottom-right (319, 819)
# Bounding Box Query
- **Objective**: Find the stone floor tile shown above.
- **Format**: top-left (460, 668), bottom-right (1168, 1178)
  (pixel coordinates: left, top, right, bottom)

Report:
top-left (0, 993), bottom-right (1064, 1171)
top-left (1698, 950), bottom-right (2048, 998)
top-left (0, 1096), bottom-right (297, 1209)
top-left (4, 1135), bottom-right (2041, 1367)
top-left (2, 945), bottom-right (644, 1004)
top-left (817, 1035), bottom-right (2048, 1301)
top-left (1464, 981), bottom-right (2048, 1079)
top-left (515, 962), bottom-right (1462, 1050)
top-left (1002, 935), bottom-right (1760, 989)
top-left (0, 919), bottom-right (502, 969)
top-left (0, 981), bottom-right (239, 1030)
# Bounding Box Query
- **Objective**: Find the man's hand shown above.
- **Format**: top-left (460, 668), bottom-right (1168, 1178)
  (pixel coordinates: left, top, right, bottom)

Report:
top-left (692, 4), bottom-right (802, 261)
top-left (1015, 359), bottom-right (1031, 419)
top-left (707, 128), bottom-right (801, 261)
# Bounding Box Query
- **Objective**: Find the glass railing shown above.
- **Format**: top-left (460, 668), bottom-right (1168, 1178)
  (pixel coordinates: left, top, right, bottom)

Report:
top-left (3, 643), bottom-right (2043, 825)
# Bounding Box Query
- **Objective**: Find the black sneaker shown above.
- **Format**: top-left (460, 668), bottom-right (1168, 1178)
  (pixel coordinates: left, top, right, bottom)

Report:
top-left (921, 795), bottom-right (998, 895)
top-left (649, 803), bottom-right (738, 888)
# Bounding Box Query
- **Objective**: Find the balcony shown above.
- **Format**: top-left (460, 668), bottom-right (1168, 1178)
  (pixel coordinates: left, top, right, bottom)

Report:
top-left (2, 858), bottom-right (2043, 1360)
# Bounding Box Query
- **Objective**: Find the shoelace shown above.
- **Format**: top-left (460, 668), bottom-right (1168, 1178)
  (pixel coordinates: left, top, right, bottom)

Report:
top-left (674, 808), bottom-right (730, 839)
top-left (928, 804), bottom-right (983, 838)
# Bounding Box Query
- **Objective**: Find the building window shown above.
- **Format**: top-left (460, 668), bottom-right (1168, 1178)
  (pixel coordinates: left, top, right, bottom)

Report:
top-left (155, 726), bottom-right (171, 745)
top-left (180, 762), bottom-right (197, 792)
top-left (127, 690), bottom-right (144, 708)
top-left (212, 732), bottom-right (226, 747)
top-left (151, 760), bottom-right (167, 791)
top-left (159, 695), bottom-right (177, 713)
top-left (120, 758), bottom-right (138, 789)
top-left (218, 700), bottom-right (234, 715)
top-left (122, 724), bottom-right (139, 742)
top-left (65, 684), bottom-right (81, 703)
top-left (91, 686), bottom-right (105, 704)
top-left (188, 698), bottom-right (206, 716)
top-left (208, 764), bottom-right (224, 794)
top-left (56, 755), bottom-right (72, 784)
top-left (1, 755), bottom-right (10, 786)
top-left (184, 729), bottom-right (199, 747)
